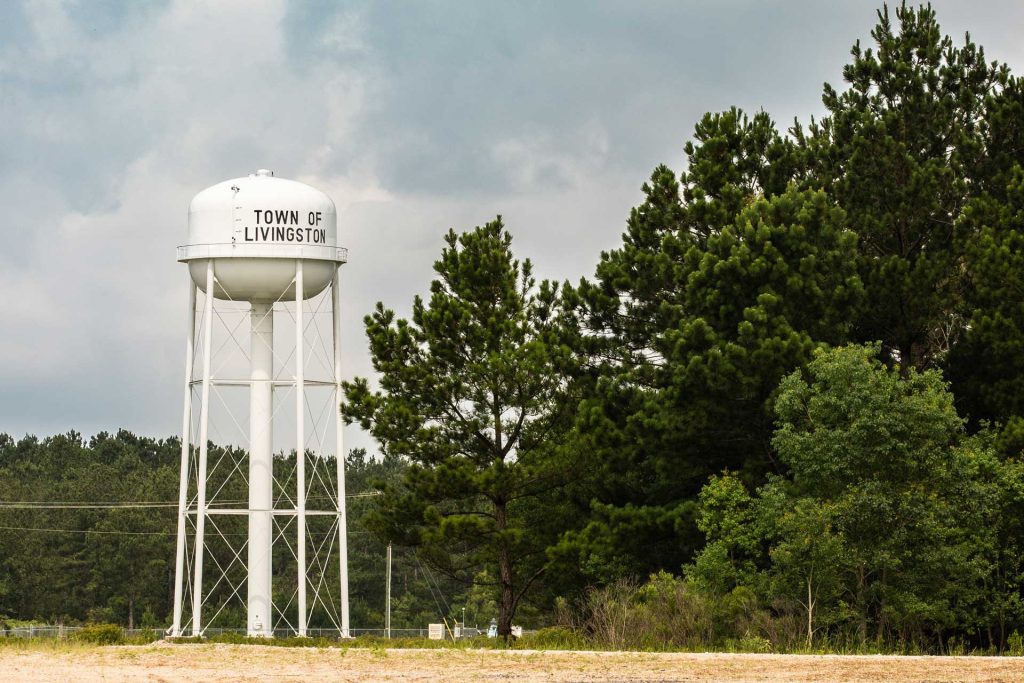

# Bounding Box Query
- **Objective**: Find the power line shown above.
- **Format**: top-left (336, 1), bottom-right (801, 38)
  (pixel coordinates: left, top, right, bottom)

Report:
top-left (0, 502), bottom-right (179, 509)
top-left (0, 524), bottom-right (375, 538)
top-left (0, 525), bottom-right (176, 536)
top-left (0, 491), bottom-right (381, 510)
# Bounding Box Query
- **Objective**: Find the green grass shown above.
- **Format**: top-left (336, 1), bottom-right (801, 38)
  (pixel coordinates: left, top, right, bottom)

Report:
top-left (2, 625), bottom-right (1016, 657)
top-left (0, 637), bottom-right (97, 652)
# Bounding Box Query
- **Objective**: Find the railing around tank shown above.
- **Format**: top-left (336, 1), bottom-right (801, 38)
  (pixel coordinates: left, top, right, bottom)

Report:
top-left (176, 243), bottom-right (348, 263)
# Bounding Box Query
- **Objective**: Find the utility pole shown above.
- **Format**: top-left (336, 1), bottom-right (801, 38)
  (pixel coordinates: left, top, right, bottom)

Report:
top-left (385, 542), bottom-right (392, 639)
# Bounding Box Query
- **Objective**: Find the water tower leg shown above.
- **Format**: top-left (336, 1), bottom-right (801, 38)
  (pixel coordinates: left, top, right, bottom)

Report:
top-left (172, 279), bottom-right (196, 637)
top-left (332, 270), bottom-right (351, 638)
top-left (295, 261), bottom-right (308, 637)
top-left (248, 301), bottom-right (274, 637)
top-left (192, 260), bottom-right (215, 636)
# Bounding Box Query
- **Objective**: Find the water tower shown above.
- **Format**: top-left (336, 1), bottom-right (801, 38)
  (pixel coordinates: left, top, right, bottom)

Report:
top-left (170, 169), bottom-right (349, 638)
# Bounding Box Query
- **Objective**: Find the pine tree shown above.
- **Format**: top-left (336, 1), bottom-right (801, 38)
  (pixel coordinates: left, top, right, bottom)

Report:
top-left (558, 111), bottom-right (861, 578)
top-left (801, 3), bottom-right (1008, 371)
top-left (342, 218), bottom-right (569, 638)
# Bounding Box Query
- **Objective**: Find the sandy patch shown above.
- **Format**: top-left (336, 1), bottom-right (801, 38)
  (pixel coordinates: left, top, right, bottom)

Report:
top-left (1, 643), bottom-right (1023, 682)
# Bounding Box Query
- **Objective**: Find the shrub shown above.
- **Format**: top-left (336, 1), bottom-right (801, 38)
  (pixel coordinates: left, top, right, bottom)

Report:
top-left (1009, 631), bottom-right (1024, 656)
top-left (731, 631), bottom-right (772, 653)
top-left (125, 629), bottom-right (162, 645)
top-left (581, 578), bottom-right (644, 649)
top-left (75, 623), bottom-right (125, 645)
top-left (519, 626), bottom-right (589, 650)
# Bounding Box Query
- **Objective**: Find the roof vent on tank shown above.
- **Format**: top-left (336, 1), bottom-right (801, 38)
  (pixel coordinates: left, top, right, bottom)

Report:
top-left (179, 169), bottom-right (345, 302)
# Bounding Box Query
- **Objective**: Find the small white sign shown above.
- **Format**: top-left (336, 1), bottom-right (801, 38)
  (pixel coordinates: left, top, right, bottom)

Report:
top-left (428, 623), bottom-right (444, 640)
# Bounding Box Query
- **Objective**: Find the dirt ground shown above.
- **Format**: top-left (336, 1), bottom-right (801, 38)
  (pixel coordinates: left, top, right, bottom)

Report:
top-left (3, 642), bottom-right (1024, 682)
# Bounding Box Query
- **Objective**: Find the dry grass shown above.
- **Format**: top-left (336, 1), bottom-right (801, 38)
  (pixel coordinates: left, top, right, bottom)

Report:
top-left (2, 642), bottom-right (1024, 682)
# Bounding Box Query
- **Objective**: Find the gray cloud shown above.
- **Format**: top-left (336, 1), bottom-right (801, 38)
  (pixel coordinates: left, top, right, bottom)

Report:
top-left (1, 0), bottom-right (1022, 453)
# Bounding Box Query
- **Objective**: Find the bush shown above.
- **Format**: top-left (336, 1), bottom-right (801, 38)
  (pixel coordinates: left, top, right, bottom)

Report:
top-left (589, 579), bottom-right (638, 648)
top-left (1008, 631), bottom-right (1024, 656)
top-left (125, 629), bottom-right (162, 645)
top-left (727, 631), bottom-right (772, 653)
top-left (75, 623), bottom-right (125, 645)
top-left (635, 571), bottom-right (715, 649)
top-left (519, 626), bottom-right (589, 650)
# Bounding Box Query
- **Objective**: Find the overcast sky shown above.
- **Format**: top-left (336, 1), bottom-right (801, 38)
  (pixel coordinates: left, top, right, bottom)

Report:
top-left (2, 0), bottom-right (1022, 454)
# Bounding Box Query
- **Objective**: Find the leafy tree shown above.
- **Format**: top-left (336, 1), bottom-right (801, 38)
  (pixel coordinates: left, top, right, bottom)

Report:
top-left (342, 217), bottom-right (569, 637)
top-left (693, 345), bottom-right (1011, 648)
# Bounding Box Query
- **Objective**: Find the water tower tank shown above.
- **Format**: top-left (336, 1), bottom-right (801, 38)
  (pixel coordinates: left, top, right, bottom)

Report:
top-left (178, 168), bottom-right (346, 301)
top-left (171, 169), bottom-right (350, 640)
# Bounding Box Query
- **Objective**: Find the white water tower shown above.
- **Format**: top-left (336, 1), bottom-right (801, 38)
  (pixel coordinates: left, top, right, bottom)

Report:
top-left (170, 169), bottom-right (349, 638)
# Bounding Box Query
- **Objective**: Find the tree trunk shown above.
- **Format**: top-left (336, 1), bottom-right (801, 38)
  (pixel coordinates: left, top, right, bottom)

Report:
top-left (495, 498), bottom-right (515, 640)
top-left (806, 574), bottom-right (814, 649)
top-left (898, 342), bottom-right (913, 377)
top-left (128, 596), bottom-right (134, 631)
top-left (857, 566), bottom-right (868, 644)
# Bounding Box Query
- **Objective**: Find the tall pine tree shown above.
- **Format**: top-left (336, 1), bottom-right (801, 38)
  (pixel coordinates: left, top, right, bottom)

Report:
top-left (342, 218), bottom-right (570, 637)
top-left (800, 3), bottom-right (1008, 371)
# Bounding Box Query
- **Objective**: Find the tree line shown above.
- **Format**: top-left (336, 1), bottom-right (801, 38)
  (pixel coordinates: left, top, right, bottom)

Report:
top-left (342, 4), bottom-right (1024, 651)
top-left (0, 434), bottom-right (479, 633)
top-left (4, 3), bottom-right (1024, 652)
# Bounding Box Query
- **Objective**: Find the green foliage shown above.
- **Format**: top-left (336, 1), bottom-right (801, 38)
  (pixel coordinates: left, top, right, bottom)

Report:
top-left (0, 433), bottom-right (456, 633)
top-left (729, 632), bottom-right (772, 654)
top-left (680, 108), bottom-right (798, 243)
top-left (519, 626), bottom-right (589, 650)
top-left (693, 344), bottom-right (1024, 650)
top-left (560, 178), bottom-right (861, 581)
top-left (557, 573), bottom-right (768, 651)
top-left (801, 3), bottom-right (1009, 370)
top-left (0, 431), bottom-right (180, 627)
top-left (949, 167), bottom-right (1024, 427)
top-left (1009, 631), bottom-right (1024, 656)
top-left (10, 1), bottom-right (1024, 658)
top-left (74, 623), bottom-right (124, 645)
top-left (343, 217), bottom-right (572, 637)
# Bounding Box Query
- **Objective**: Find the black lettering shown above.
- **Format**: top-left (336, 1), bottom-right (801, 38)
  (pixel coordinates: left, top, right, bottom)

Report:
top-left (296, 228), bottom-right (303, 242)
top-left (286, 227), bottom-right (295, 241)
top-left (308, 212), bottom-right (316, 225)
top-left (245, 226), bottom-right (253, 241)
top-left (253, 210), bottom-right (262, 225)
top-left (316, 212), bottom-right (322, 225)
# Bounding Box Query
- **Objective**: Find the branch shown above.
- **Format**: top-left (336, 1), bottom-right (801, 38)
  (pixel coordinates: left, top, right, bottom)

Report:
top-left (511, 564), bottom-right (548, 614)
